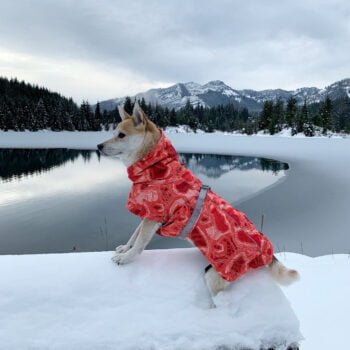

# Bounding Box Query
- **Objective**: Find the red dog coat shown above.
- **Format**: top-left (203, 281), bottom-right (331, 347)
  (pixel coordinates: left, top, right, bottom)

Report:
top-left (127, 130), bottom-right (273, 282)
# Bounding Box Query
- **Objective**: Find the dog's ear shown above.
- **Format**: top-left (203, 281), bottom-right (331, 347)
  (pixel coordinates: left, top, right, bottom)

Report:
top-left (118, 105), bottom-right (132, 121)
top-left (132, 102), bottom-right (147, 127)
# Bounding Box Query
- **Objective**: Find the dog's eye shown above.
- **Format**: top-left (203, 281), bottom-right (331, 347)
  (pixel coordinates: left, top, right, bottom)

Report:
top-left (118, 132), bottom-right (126, 139)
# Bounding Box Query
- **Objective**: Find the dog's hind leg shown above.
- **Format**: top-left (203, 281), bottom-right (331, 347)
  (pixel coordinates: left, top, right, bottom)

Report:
top-left (204, 264), bottom-right (229, 297)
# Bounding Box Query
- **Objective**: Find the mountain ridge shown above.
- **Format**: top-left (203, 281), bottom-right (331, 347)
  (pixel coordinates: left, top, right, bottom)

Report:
top-left (98, 78), bottom-right (350, 112)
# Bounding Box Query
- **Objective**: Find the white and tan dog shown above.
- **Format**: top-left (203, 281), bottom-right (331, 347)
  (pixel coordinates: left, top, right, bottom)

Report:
top-left (97, 103), bottom-right (299, 298)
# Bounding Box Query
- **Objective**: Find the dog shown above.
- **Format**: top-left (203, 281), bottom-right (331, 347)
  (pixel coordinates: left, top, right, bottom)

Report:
top-left (97, 103), bottom-right (299, 299)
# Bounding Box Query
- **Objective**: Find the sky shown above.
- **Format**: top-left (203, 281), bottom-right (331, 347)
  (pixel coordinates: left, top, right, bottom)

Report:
top-left (0, 0), bottom-right (349, 104)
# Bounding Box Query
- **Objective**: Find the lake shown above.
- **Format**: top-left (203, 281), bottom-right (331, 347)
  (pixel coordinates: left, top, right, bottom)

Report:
top-left (0, 149), bottom-right (287, 255)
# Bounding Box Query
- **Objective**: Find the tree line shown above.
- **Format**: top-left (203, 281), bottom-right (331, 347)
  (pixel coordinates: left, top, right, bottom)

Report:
top-left (123, 95), bottom-right (350, 136)
top-left (0, 77), bottom-right (116, 131)
top-left (0, 77), bottom-right (349, 135)
top-left (257, 96), bottom-right (350, 136)
top-left (123, 96), bottom-right (252, 133)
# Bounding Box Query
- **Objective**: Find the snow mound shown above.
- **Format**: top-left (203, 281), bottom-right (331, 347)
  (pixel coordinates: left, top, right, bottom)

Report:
top-left (0, 248), bottom-right (302, 350)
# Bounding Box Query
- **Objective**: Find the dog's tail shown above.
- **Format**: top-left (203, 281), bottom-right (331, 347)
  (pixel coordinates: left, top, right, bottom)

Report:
top-left (268, 255), bottom-right (300, 285)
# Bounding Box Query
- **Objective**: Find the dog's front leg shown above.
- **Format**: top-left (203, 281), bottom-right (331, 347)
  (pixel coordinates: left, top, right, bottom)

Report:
top-left (112, 219), bottom-right (161, 265)
top-left (115, 221), bottom-right (142, 254)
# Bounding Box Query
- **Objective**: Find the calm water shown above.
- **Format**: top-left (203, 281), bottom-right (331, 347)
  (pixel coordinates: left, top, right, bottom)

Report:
top-left (0, 149), bottom-right (287, 255)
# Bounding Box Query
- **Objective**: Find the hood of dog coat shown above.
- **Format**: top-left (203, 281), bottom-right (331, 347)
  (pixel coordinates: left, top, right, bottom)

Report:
top-left (127, 129), bottom-right (181, 184)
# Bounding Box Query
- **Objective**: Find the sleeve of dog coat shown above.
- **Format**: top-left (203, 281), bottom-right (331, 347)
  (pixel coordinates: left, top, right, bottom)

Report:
top-left (126, 184), bottom-right (167, 223)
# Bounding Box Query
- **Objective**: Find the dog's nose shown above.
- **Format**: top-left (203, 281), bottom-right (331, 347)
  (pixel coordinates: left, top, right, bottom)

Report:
top-left (97, 143), bottom-right (104, 151)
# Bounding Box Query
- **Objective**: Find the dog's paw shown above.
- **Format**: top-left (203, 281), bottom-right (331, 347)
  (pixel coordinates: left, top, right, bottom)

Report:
top-left (112, 250), bottom-right (136, 265)
top-left (115, 244), bottom-right (130, 254)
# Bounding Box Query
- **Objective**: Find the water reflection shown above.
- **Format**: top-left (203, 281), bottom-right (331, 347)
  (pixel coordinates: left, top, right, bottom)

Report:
top-left (0, 149), bottom-right (287, 255)
top-left (0, 149), bottom-right (288, 182)
top-left (180, 154), bottom-right (288, 178)
top-left (0, 149), bottom-right (96, 182)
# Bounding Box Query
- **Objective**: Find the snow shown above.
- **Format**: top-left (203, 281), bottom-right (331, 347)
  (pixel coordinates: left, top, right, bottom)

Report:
top-left (1, 248), bottom-right (350, 349)
top-left (0, 130), bottom-right (111, 150)
top-left (184, 81), bottom-right (204, 95)
top-left (278, 253), bottom-right (350, 350)
top-left (164, 126), bottom-right (349, 138)
top-left (223, 89), bottom-right (238, 97)
top-left (165, 125), bottom-right (206, 134)
top-left (0, 249), bottom-right (302, 350)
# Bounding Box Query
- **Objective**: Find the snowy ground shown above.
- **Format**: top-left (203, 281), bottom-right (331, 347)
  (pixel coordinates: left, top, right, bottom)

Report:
top-left (164, 126), bottom-right (349, 138)
top-left (1, 249), bottom-right (349, 350)
top-left (0, 248), bottom-right (302, 350)
top-left (1, 130), bottom-right (350, 348)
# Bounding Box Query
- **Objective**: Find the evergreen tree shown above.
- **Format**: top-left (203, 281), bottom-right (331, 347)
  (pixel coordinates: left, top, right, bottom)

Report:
top-left (124, 97), bottom-right (133, 115)
top-left (319, 96), bottom-right (332, 134)
top-left (0, 101), bottom-right (6, 130)
top-left (182, 99), bottom-right (192, 126)
top-left (331, 97), bottom-right (350, 132)
top-left (34, 98), bottom-right (49, 129)
top-left (94, 102), bottom-right (102, 131)
top-left (285, 97), bottom-right (297, 128)
top-left (295, 100), bottom-right (307, 134)
top-left (312, 112), bottom-right (321, 128)
top-left (238, 108), bottom-right (249, 123)
top-left (3, 102), bottom-right (14, 131)
top-left (139, 97), bottom-right (148, 115)
top-left (259, 100), bottom-right (273, 131)
top-left (169, 108), bottom-right (177, 126)
top-left (23, 105), bottom-right (35, 131)
top-left (50, 104), bottom-right (62, 131)
top-left (300, 102), bottom-right (314, 136)
top-left (62, 111), bottom-right (75, 131)
top-left (16, 106), bottom-right (26, 131)
top-left (269, 99), bottom-right (284, 134)
top-left (78, 101), bottom-right (94, 131)
top-left (162, 107), bottom-right (170, 128)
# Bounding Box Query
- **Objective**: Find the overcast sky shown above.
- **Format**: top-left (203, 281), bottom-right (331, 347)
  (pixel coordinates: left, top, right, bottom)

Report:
top-left (0, 0), bottom-right (349, 104)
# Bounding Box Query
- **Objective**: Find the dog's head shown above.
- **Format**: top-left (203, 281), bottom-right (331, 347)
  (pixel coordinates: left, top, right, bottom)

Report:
top-left (97, 103), bottom-right (159, 165)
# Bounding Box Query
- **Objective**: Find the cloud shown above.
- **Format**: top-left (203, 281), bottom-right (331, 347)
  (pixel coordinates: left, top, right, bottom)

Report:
top-left (0, 48), bottom-right (172, 102)
top-left (0, 0), bottom-right (349, 103)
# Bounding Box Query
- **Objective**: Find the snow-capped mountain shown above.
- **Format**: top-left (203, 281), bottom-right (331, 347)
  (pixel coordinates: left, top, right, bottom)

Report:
top-left (98, 78), bottom-right (350, 112)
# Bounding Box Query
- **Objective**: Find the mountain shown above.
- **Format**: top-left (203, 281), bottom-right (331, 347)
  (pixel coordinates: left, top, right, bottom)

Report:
top-left (98, 78), bottom-right (350, 112)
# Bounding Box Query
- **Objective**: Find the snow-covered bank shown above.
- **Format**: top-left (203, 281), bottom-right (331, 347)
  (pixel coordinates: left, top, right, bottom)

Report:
top-left (0, 130), bottom-right (111, 150)
top-left (0, 249), bottom-right (303, 350)
top-left (0, 128), bottom-right (348, 150)
top-left (164, 126), bottom-right (349, 138)
top-left (279, 252), bottom-right (350, 350)
top-left (1, 249), bottom-right (349, 349)
top-left (1, 130), bottom-right (350, 256)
